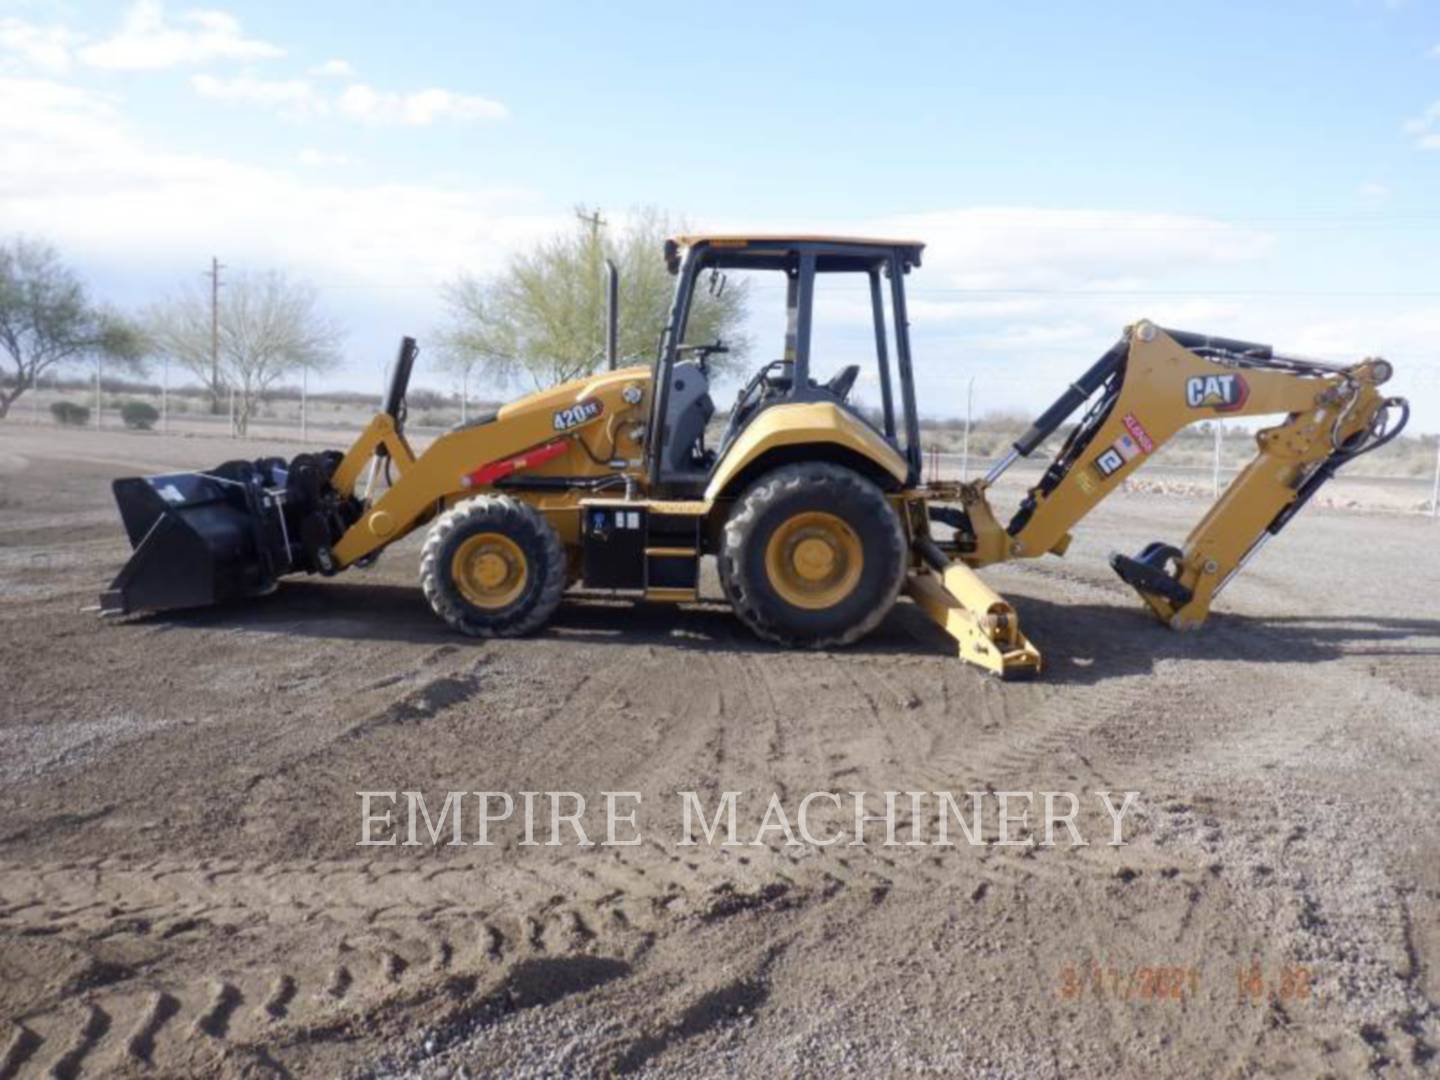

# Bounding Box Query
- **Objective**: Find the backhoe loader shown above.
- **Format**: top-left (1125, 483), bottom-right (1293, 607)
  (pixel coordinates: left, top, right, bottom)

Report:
top-left (100, 235), bottom-right (1409, 677)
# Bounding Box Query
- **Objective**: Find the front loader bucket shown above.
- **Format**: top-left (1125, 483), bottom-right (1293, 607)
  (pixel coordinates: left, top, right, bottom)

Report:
top-left (101, 468), bottom-right (285, 615)
top-left (99, 452), bottom-right (359, 617)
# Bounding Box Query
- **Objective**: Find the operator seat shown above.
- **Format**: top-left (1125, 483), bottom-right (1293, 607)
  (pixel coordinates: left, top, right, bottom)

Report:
top-left (820, 364), bottom-right (860, 401)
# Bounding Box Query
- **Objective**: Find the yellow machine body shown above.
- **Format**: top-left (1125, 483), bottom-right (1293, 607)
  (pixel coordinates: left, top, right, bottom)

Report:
top-left (103, 234), bottom-right (1408, 680)
top-left (330, 365), bottom-right (653, 565)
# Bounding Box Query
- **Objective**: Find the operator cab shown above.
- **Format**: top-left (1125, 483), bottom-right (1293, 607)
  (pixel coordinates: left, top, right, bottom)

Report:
top-left (648, 235), bottom-right (925, 496)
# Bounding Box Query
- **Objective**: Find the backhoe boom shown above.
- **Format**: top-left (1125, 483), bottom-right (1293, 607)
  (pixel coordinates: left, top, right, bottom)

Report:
top-left (921, 321), bottom-right (1407, 651)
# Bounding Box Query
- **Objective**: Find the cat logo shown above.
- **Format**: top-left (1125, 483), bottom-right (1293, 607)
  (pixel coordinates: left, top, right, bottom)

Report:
top-left (1185, 373), bottom-right (1249, 412)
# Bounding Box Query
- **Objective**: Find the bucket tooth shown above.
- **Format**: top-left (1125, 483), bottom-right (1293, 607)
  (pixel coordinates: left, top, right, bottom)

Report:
top-left (905, 562), bottom-right (1042, 679)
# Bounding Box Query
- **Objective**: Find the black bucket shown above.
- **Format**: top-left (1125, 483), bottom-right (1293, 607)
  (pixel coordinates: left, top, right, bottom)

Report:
top-left (100, 453), bottom-right (359, 616)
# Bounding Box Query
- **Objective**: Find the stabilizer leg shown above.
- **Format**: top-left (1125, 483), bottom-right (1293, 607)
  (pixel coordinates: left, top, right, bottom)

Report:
top-left (905, 563), bottom-right (1042, 679)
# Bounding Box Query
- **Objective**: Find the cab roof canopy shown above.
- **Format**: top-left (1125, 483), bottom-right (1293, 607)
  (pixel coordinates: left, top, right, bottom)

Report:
top-left (665, 234), bottom-right (924, 274)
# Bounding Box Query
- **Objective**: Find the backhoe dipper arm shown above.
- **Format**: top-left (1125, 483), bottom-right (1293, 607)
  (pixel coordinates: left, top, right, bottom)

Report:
top-left (997, 322), bottom-right (1406, 629)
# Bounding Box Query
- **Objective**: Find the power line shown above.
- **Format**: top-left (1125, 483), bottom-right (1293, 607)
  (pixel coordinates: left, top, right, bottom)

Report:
top-left (302, 280), bottom-right (1440, 301)
top-left (904, 287), bottom-right (1440, 298)
top-left (715, 211), bottom-right (1440, 232)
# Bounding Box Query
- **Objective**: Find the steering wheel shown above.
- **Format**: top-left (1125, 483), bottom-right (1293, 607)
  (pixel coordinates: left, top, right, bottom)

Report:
top-left (824, 364), bottom-right (861, 401)
top-left (719, 360), bottom-right (791, 449)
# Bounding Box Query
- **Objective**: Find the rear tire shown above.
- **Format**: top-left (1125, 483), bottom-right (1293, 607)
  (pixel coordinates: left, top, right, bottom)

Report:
top-left (719, 463), bottom-right (906, 648)
top-left (420, 495), bottom-right (566, 637)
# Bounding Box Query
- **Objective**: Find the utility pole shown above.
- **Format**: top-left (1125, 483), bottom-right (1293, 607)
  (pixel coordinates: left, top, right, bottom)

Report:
top-left (576, 206), bottom-right (607, 242)
top-left (161, 356), bottom-right (169, 435)
top-left (962, 375), bottom-right (976, 481)
top-left (1431, 435), bottom-right (1439, 521)
top-left (206, 256), bottom-right (225, 414)
top-left (1212, 420), bottom-right (1223, 499)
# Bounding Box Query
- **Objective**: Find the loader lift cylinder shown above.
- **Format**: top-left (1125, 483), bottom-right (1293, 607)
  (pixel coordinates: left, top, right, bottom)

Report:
top-left (383, 336), bottom-right (418, 424)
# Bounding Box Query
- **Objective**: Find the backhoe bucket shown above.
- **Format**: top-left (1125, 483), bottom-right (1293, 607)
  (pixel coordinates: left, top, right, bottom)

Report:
top-left (100, 453), bottom-right (357, 616)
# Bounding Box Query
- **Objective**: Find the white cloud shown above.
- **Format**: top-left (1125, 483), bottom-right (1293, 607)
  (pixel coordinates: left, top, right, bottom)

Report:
top-left (0, 18), bottom-right (76, 72)
top-left (694, 205), bottom-right (1292, 409)
top-left (191, 73), bottom-right (325, 119)
top-left (0, 75), bottom-right (551, 303)
top-left (297, 147), bottom-right (350, 167)
top-left (0, 77), bottom-right (125, 158)
top-left (867, 207), bottom-right (1272, 294)
top-left (4, 70), bottom-right (1433, 421)
top-left (78, 1), bottom-right (282, 71)
top-left (309, 58), bottom-right (354, 78)
top-left (1358, 181), bottom-right (1391, 198)
top-left (186, 74), bottom-right (508, 127)
top-left (1404, 101), bottom-right (1440, 148)
top-left (337, 83), bottom-right (508, 125)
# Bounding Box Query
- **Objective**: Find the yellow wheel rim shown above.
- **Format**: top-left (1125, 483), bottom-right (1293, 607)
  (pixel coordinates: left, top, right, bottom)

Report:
top-left (764, 511), bottom-right (863, 610)
top-left (452, 532), bottom-right (528, 609)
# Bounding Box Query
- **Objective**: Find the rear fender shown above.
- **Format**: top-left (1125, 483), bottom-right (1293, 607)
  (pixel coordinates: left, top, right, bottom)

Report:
top-left (704, 402), bottom-right (908, 501)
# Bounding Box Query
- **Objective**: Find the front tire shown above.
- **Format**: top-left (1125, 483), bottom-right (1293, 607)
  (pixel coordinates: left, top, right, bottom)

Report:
top-left (719, 463), bottom-right (906, 648)
top-left (420, 495), bottom-right (566, 637)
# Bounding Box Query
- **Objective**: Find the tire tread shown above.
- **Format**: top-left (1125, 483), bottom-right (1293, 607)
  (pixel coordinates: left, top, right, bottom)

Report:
top-left (419, 495), bottom-right (566, 637)
top-left (718, 463), bottom-right (905, 649)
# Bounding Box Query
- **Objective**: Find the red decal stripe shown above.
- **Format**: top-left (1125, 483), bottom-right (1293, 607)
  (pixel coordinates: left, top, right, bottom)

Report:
top-left (463, 439), bottom-right (568, 487)
top-left (1122, 413), bottom-right (1155, 454)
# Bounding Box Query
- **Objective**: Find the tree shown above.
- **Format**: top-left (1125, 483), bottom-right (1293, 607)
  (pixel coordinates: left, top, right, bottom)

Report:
top-left (0, 237), bottom-right (146, 420)
top-left (147, 270), bottom-right (341, 435)
top-left (438, 207), bottom-right (749, 393)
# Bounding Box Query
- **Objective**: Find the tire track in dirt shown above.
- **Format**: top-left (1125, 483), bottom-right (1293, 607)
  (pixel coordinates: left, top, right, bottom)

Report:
top-left (0, 848), bottom-right (850, 1076)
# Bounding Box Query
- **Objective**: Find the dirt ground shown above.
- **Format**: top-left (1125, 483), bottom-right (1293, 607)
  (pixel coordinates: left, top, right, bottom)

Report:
top-left (1, 424), bottom-right (1438, 1079)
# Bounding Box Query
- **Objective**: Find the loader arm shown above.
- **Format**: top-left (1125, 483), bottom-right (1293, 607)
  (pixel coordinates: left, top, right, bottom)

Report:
top-left (329, 364), bottom-right (652, 568)
top-left (991, 322), bottom-right (1407, 627)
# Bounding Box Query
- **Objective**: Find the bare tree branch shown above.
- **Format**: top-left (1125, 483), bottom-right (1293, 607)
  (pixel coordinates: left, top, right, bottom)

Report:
top-left (0, 236), bottom-right (145, 419)
top-left (146, 270), bottom-right (342, 434)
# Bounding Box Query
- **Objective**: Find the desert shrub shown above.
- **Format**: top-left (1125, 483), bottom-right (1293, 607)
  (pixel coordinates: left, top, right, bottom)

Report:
top-left (120, 400), bottom-right (160, 430)
top-left (50, 401), bottom-right (90, 426)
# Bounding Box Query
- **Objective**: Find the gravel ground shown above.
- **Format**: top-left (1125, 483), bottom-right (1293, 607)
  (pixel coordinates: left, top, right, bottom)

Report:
top-left (0, 423), bottom-right (1437, 1078)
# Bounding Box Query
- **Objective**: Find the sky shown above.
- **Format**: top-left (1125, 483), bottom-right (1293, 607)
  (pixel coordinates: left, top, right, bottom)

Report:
top-left (3, 0), bottom-right (1440, 428)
